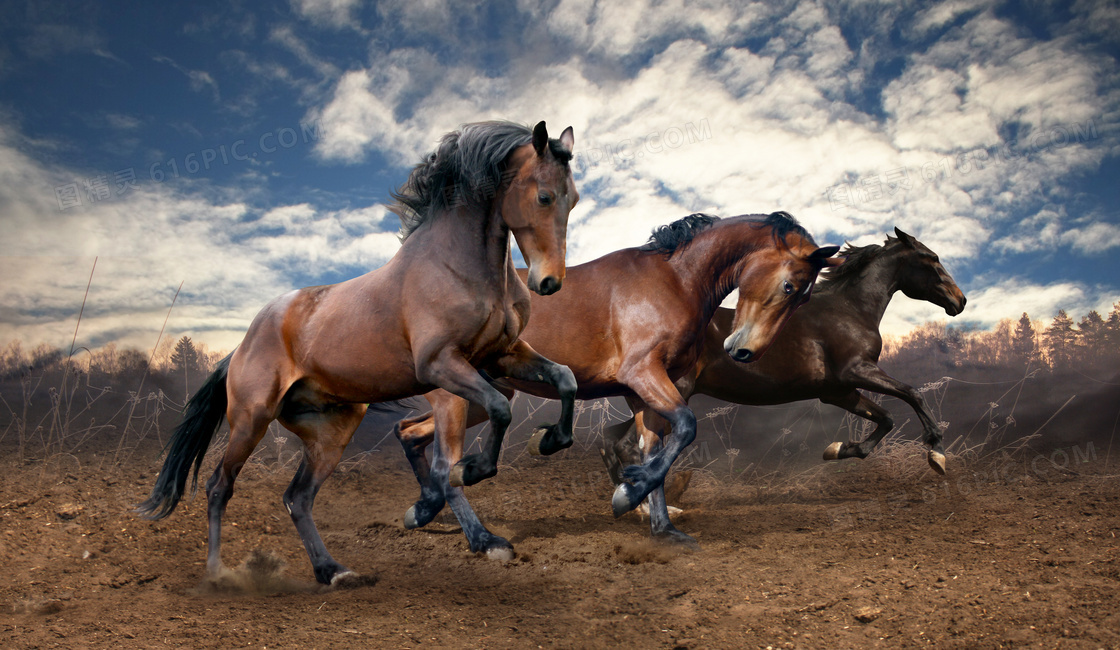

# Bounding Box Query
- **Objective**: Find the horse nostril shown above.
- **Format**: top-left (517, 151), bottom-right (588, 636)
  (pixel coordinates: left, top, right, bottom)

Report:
top-left (538, 276), bottom-right (561, 295)
top-left (732, 348), bottom-right (754, 363)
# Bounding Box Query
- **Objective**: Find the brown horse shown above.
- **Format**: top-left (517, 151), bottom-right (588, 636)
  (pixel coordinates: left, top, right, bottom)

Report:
top-left (394, 212), bottom-right (840, 553)
top-left (601, 227), bottom-right (967, 485)
top-left (137, 121), bottom-right (579, 585)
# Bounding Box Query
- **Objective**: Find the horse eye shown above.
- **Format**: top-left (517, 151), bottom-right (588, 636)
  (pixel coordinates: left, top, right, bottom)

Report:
top-left (537, 192), bottom-right (553, 206)
top-left (783, 281), bottom-right (794, 296)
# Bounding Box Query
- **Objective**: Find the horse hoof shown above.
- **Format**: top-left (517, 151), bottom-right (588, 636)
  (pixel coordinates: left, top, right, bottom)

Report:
top-left (654, 529), bottom-right (699, 548)
top-left (527, 427), bottom-right (548, 456)
top-left (329, 571), bottom-right (358, 588)
top-left (404, 505), bottom-right (423, 530)
top-left (612, 483), bottom-right (637, 518)
top-left (485, 546), bottom-right (515, 563)
top-left (928, 450), bottom-right (947, 475)
top-left (329, 571), bottom-right (377, 590)
top-left (823, 441), bottom-right (843, 461)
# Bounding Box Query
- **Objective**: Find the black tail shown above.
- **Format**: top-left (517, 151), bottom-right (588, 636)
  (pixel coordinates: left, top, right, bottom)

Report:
top-left (136, 355), bottom-right (230, 520)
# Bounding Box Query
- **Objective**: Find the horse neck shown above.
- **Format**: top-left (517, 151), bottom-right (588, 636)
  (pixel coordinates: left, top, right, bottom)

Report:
top-left (828, 248), bottom-right (904, 326)
top-left (667, 230), bottom-right (755, 323)
top-left (423, 203), bottom-right (513, 289)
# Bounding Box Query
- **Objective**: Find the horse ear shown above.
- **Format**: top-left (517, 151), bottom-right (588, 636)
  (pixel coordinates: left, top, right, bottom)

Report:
top-left (809, 245), bottom-right (843, 268)
top-left (894, 227), bottom-right (917, 247)
top-left (533, 121), bottom-right (549, 156)
top-left (558, 126), bottom-right (575, 154)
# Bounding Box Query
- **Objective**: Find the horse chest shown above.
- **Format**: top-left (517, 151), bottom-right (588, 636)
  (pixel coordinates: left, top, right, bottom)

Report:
top-left (468, 303), bottom-right (526, 356)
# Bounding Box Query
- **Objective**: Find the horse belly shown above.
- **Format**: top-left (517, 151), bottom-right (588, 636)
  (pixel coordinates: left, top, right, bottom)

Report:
top-left (305, 348), bottom-right (423, 403)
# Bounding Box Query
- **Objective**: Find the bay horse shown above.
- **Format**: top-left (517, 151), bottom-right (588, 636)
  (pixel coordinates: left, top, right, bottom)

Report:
top-left (137, 121), bottom-right (580, 586)
top-left (601, 227), bottom-right (967, 487)
top-left (393, 212), bottom-right (840, 553)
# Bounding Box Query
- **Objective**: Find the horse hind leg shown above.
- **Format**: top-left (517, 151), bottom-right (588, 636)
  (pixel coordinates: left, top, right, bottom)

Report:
top-left (821, 392), bottom-right (894, 461)
top-left (205, 407), bottom-right (274, 581)
top-left (598, 418), bottom-right (641, 485)
top-left (393, 411), bottom-right (446, 529)
top-left (281, 403), bottom-right (368, 586)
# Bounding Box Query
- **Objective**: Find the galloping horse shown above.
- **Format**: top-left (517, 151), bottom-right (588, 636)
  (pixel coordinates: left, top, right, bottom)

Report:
top-left (138, 121), bottom-right (579, 585)
top-left (601, 228), bottom-right (967, 484)
top-left (394, 212), bottom-right (840, 553)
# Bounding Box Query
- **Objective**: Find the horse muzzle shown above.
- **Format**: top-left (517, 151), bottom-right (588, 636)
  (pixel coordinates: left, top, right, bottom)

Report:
top-left (723, 331), bottom-right (756, 363)
top-left (531, 274), bottom-right (563, 296)
top-left (943, 292), bottom-right (967, 316)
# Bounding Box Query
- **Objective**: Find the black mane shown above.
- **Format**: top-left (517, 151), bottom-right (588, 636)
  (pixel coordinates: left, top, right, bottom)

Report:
top-left (640, 210), bottom-right (813, 257)
top-left (390, 121), bottom-right (571, 240)
top-left (754, 210), bottom-right (814, 247)
top-left (818, 235), bottom-right (900, 289)
top-left (640, 213), bottom-right (720, 256)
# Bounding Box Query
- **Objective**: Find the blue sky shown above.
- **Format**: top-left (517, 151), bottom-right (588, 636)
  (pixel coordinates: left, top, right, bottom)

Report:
top-left (1, 0), bottom-right (1118, 352)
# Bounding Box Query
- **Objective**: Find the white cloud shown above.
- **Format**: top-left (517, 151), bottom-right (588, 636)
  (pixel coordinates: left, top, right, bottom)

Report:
top-left (0, 127), bottom-right (397, 352)
top-left (153, 55), bottom-right (220, 101)
top-left (302, 2), bottom-right (1116, 281)
top-left (1060, 221), bottom-right (1120, 254)
top-left (547, 0), bottom-right (739, 58)
top-left (268, 25), bottom-right (341, 79)
top-left (290, 0), bottom-right (363, 28)
top-left (912, 0), bottom-right (990, 35)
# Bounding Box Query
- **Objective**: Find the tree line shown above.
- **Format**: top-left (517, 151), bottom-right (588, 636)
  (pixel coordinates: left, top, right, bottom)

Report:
top-left (3, 300), bottom-right (1118, 393)
top-left (883, 301), bottom-right (1120, 375)
top-left (0, 335), bottom-right (224, 397)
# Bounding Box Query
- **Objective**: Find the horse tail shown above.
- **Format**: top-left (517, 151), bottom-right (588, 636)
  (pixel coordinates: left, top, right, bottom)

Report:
top-left (136, 354), bottom-right (231, 520)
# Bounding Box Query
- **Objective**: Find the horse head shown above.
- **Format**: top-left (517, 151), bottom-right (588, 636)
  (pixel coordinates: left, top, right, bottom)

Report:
top-left (723, 214), bottom-right (841, 362)
top-left (500, 121), bottom-right (578, 295)
top-left (892, 227), bottom-right (966, 316)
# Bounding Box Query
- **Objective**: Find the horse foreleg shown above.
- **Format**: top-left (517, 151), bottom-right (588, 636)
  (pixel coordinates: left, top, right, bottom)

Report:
top-left (848, 363), bottom-right (947, 474)
top-left (610, 366), bottom-right (696, 519)
top-left (490, 340), bottom-right (577, 457)
top-left (427, 392), bottom-right (513, 559)
top-left (631, 416), bottom-right (697, 546)
top-left (394, 412), bottom-right (446, 529)
top-left (821, 391), bottom-right (894, 460)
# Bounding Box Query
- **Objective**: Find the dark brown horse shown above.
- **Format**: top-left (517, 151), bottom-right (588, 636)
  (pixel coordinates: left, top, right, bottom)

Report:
top-left (138, 121), bottom-right (579, 585)
top-left (394, 212), bottom-right (840, 553)
top-left (602, 227), bottom-right (967, 486)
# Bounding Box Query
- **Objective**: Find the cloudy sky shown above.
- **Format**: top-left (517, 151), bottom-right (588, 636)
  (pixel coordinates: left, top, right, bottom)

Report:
top-left (1, 0), bottom-right (1118, 353)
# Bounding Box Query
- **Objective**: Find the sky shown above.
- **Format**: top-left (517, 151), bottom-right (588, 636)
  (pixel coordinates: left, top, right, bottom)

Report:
top-left (1, 0), bottom-right (1118, 354)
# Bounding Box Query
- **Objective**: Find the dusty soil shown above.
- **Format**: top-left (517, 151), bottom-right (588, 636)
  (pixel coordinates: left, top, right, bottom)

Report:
top-left (2, 430), bottom-right (1119, 649)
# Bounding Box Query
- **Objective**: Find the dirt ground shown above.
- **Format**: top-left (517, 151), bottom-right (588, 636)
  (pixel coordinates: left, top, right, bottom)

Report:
top-left (2, 422), bottom-right (1119, 650)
